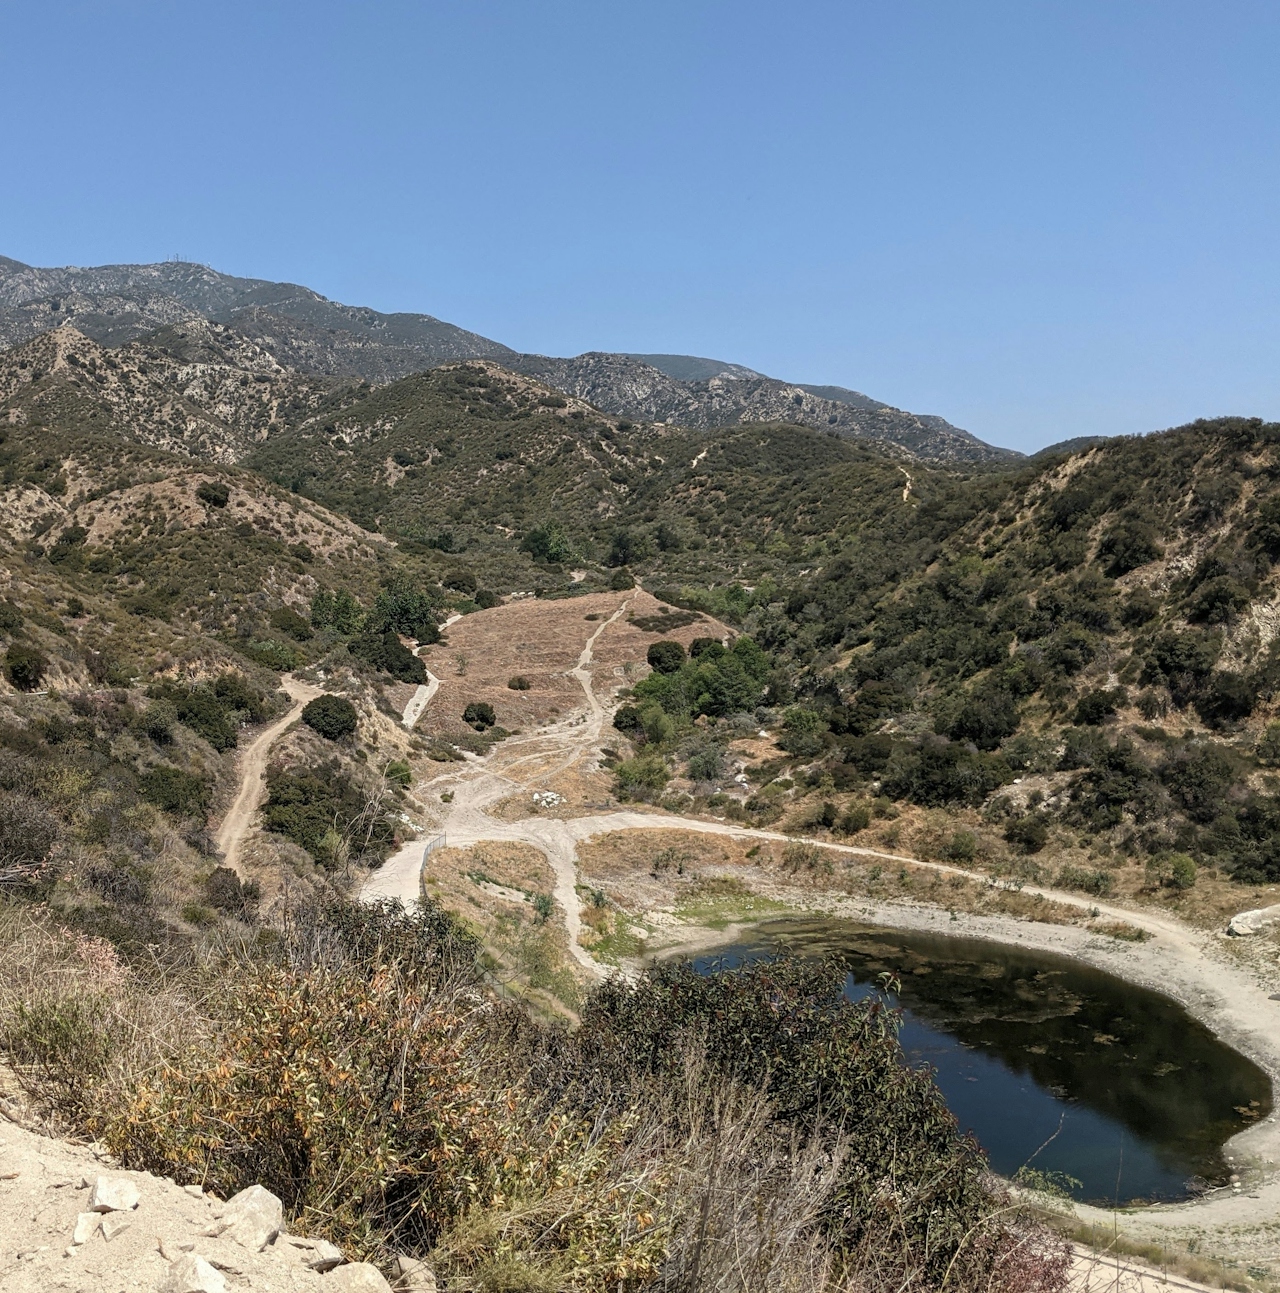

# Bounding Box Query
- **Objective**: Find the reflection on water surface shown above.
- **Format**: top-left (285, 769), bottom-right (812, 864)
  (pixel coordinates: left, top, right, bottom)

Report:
top-left (693, 919), bottom-right (1271, 1204)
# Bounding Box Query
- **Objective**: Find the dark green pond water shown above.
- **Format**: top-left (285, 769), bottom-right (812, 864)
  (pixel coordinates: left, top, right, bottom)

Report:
top-left (693, 919), bottom-right (1272, 1205)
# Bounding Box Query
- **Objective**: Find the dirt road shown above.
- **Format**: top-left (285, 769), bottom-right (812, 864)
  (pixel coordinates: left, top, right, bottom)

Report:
top-left (214, 674), bottom-right (324, 873)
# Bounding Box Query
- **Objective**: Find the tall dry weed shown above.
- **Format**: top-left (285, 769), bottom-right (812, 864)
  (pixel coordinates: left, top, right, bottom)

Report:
top-left (0, 902), bottom-right (206, 1129)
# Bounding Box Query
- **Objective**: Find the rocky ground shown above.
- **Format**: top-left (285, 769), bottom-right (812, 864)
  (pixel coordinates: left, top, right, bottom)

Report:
top-left (0, 1112), bottom-right (430, 1293)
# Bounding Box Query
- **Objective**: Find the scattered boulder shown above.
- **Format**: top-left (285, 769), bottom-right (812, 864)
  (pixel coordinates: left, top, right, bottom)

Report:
top-left (89, 1174), bottom-right (141, 1212)
top-left (389, 1253), bottom-right (438, 1291)
top-left (71, 1211), bottom-right (101, 1244)
top-left (290, 1235), bottom-right (346, 1271)
top-left (102, 1212), bottom-right (134, 1242)
top-left (1227, 903), bottom-right (1280, 936)
top-left (159, 1252), bottom-right (229, 1293)
top-left (327, 1262), bottom-right (394, 1292)
top-left (204, 1182), bottom-right (282, 1250)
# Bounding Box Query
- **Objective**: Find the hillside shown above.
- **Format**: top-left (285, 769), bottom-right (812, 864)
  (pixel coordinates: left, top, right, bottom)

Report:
top-left (5, 301), bottom-right (1280, 1290)
top-left (0, 321), bottom-right (342, 463)
top-left (729, 417), bottom-right (1280, 894)
top-left (506, 352), bottom-right (1005, 462)
top-left (0, 255), bottom-right (1012, 463)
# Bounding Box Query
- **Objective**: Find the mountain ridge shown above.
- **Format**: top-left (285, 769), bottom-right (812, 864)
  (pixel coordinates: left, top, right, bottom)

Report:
top-left (0, 255), bottom-right (1014, 463)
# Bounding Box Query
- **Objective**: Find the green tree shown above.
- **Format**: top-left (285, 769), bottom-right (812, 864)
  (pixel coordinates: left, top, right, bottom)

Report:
top-left (302, 695), bottom-right (358, 740)
top-left (520, 521), bottom-right (572, 564)
top-left (646, 640), bottom-right (686, 674)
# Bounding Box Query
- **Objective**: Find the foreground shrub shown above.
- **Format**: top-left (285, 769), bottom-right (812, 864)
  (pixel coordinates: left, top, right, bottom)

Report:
top-left (3, 899), bottom-right (1068, 1292)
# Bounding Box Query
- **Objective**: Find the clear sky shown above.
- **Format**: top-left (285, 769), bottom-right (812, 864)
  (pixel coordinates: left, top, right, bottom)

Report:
top-left (3, 1), bottom-right (1279, 452)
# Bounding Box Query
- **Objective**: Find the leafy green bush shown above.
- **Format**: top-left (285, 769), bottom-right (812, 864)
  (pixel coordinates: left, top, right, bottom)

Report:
top-left (310, 587), bottom-right (364, 633)
top-left (1256, 722), bottom-right (1280, 766)
top-left (1072, 688), bottom-right (1124, 726)
top-left (237, 637), bottom-right (300, 671)
top-left (196, 480), bottom-right (230, 508)
top-left (942, 687), bottom-right (1020, 750)
top-left (1193, 671), bottom-right (1257, 728)
top-left (5, 645), bottom-right (47, 692)
top-left (385, 759), bottom-right (412, 788)
top-left (613, 754), bottom-right (669, 801)
top-left (269, 606), bottom-right (314, 641)
top-left (205, 866), bottom-right (260, 915)
top-left (1169, 852), bottom-right (1197, 889)
top-left (348, 631), bottom-right (426, 683)
top-left (462, 702), bottom-right (495, 729)
top-left (1189, 577), bottom-right (1251, 624)
top-left (945, 830), bottom-right (978, 861)
top-left (612, 704), bottom-right (641, 735)
top-left (139, 765), bottom-right (211, 818)
top-left (567, 956), bottom-right (1017, 1288)
top-left (1054, 865), bottom-right (1114, 896)
top-left (1159, 743), bottom-right (1237, 824)
top-left (1004, 815), bottom-right (1048, 854)
top-left (837, 803), bottom-right (872, 834)
top-left (520, 521), bottom-right (572, 564)
top-left (301, 695), bottom-right (358, 740)
top-left (646, 640), bottom-right (687, 674)
top-left (882, 738), bottom-right (1010, 807)
top-left (685, 745), bottom-right (724, 782)
top-left (443, 569), bottom-right (477, 595)
top-left (149, 675), bottom-right (266, 751)
top-left (1099, 520), bottom-right (1161, 574)
top-left (261, 762), bottom-right (393, 865)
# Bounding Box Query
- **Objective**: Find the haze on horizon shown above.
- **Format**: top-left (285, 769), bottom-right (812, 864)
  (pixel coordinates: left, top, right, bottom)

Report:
top-left (3, 0), bottom-right (1279, 454)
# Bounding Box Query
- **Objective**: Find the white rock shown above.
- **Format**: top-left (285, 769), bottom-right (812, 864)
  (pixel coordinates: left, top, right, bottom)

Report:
top-left (389, 1254), bottom-right (438, 1291)
top-left (210, 1182), bottom-right (282, 1250)
top-left (102, 1212), bottom-right (133, 1242)
top-left (183, 1183), bottom-right (205, 1198)
top-left (1227, 903), bottom-right (1280, 935)
top-left (290, 1236), bottom-right (346, 1271)
top-left (71, 1211), bottom-right (100, 1245)
top-left (88, 1174), bottom-right (140, 1212)
top-left (326, 1261), bottom-right (394, 1292)
top-left (159, 1253), bottom-right (228, 1293)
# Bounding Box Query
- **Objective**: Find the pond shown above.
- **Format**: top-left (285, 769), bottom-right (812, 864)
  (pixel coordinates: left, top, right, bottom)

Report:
top-left (691, 918), bottom-right (1272, 1205)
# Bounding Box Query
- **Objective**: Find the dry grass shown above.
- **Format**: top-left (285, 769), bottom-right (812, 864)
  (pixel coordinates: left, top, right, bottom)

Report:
top-left (422, 842), bottom-right (584, 1011)
top-left (574, 828), bottom-right (1087, 932)
top-left (414, 588), bottom-right (731, 741)
top-left (0, 902), bottom-right (207, 1130)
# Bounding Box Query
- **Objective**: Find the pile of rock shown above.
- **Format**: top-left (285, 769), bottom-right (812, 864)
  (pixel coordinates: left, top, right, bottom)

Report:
top-left (0, 1116), bottom-right (435, 1292)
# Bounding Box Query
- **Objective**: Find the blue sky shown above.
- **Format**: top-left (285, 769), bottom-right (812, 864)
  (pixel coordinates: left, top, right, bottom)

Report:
top-left (3, 1), bottom-right (1279, 452)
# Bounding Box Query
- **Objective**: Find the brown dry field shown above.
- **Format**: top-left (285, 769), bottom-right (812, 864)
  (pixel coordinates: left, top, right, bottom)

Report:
top-left (414, 588), bottom-right (729, 739)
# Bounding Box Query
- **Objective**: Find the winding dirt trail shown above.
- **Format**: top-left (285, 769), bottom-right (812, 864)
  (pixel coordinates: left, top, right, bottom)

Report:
top-left (215, 674), bottom-right (323, 873)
